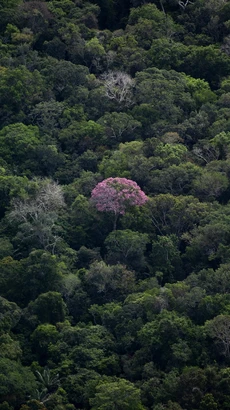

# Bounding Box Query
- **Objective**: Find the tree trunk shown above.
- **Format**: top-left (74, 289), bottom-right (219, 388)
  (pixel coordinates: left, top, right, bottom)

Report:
top-left (113, 213), bottom-right (119, 230)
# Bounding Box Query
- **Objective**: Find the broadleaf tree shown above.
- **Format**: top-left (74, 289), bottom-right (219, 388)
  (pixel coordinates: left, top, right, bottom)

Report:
top-left (91, 177), bottom-right (148, 230)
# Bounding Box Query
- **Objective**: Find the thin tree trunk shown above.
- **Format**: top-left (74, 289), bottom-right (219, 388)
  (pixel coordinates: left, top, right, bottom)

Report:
top-left (113, 213), bottom-right (119, 230)
top-left (159, 0), bottom-right (166, 14)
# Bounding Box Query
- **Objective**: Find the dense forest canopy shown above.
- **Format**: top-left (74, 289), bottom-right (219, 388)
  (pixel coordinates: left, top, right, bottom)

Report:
top-left (1, 0), bottom-right (230, 409)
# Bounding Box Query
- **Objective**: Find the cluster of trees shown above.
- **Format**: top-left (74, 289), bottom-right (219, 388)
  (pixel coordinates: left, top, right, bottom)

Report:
top-left (1, 0), bottom-right (230, 409)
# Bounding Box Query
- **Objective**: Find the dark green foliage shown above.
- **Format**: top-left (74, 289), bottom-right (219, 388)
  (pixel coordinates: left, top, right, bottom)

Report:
top-left (105, 229), bottom-right (149, 272)
top-left (0, 251), bottom-right (63, 306)
top-left (1, 0), bottom-right (230, 409)
top-left (0, 296), bottom-right (21, 334)
top-left (0, 67), bottom-right (45, 126)
top-left (0, 358), bottom-right (37, 407)
top-left (84, 260), bottom-right (136, 303)
top-left (27, 292), bottom-right (67, 325)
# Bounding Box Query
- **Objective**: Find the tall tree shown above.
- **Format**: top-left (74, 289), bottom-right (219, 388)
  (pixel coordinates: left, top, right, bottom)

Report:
top-left (91, 177), bottom-right (148, 230)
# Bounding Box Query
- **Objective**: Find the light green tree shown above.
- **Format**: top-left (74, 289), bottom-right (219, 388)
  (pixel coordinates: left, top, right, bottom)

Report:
top-left (90, 378), bottom-right (145, 410)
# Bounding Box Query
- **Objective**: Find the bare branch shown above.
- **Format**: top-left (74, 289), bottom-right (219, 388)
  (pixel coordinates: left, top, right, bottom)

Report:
top-left (178, 0), bottom-right (193, 9)
top-left (9, 180), bottom-right (65, 252)
top-left (100, 71), bottom-right (135, 106)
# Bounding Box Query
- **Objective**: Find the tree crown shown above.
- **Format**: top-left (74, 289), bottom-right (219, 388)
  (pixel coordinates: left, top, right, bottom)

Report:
top-left (91, 177), bottom-right (148, 215)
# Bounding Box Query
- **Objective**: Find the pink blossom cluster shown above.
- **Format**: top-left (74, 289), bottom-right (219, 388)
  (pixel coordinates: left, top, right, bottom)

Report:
top-left (91, 177), bottom-right (148, 215)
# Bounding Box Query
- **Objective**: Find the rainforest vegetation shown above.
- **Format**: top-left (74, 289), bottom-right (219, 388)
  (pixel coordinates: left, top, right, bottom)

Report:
top-left (1, 0), bottom-right (230, 409)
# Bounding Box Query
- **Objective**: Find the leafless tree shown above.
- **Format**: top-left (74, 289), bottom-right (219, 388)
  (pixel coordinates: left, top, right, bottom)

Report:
top-left (222, 35), bottom-right (230, 56)
top-left (206, 315), bottom-right (230, 357)
top-left (11, 180), bottom-right (64, 220)
top-left (192, 144), bottom-right (219, 164)
top-left (9, 180), bottom-right (65, 253)
top-left (100, 71), bottom-right (135, 106)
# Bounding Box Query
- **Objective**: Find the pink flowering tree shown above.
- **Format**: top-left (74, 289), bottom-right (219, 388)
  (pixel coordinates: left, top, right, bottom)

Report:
top-left (91, 177), bottom-right (148, 230)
